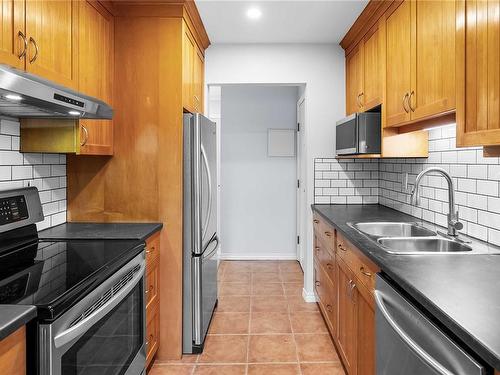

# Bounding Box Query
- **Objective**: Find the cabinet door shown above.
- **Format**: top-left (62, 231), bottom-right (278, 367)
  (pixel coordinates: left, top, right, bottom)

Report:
top-left (193, 47), bottom-right (204, 113)
top-left (346, 43), bottom-right (363, 115)
top-left (363, 23), bottom-right (383, 111)
top-left (25, 0), bottom-right (78, 88)
top-left (385, 0), bottom-right (411, 127)
top-left (78, 0), bottom-right (113, 155)
top-left (182, 23), bottom-right (195, 112)
top-left (354, 281), bottom-right (375, 375)
top-left (336, 258), bottom-right (356, 374)
top-left (410, 0), bottom-right (455, 120)
top-left (0, 0), bottom-right (25, 69)
top-left (457, 0), bottom-right (500, 147)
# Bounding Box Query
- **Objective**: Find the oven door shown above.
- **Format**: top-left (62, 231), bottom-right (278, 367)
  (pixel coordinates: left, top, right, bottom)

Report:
top-left (39, 252), bottom-right (146, 375)
top-left (336, 113), bottom-right (358, 155)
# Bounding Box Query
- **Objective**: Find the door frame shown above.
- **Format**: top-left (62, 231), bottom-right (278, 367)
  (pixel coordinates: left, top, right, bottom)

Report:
top-left (296, 94), bottom-right (306, 270)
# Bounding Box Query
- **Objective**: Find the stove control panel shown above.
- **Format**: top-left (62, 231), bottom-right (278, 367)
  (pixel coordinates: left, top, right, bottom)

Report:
top-left (0, 195), bottom-right (29, 225)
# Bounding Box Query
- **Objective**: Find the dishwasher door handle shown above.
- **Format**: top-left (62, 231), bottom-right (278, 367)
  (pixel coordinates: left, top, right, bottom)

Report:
top-left (374, 291), bottom-right (454, 375)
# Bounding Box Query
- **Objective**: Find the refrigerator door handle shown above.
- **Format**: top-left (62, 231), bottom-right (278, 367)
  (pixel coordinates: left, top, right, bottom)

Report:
top-left (201, 143), bottom-right (213, 242)
top-left (202, 234), bottom-right (219, 262)
top-left (375, 291), bottom-right (454, 375)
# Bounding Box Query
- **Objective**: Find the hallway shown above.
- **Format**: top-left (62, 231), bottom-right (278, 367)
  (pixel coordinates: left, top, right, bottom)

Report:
top-left (151, 260), bottom-right (345, 375)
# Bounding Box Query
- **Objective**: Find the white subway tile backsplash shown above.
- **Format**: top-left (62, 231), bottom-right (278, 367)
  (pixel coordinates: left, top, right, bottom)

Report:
top-left (0, 119), bottom-right (66, 230)
top-left (316, 124), bottom-right (500, 245)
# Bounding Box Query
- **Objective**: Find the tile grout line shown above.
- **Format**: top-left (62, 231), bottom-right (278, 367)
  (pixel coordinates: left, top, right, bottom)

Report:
top-left (286, 274), bottom-right (303, 375)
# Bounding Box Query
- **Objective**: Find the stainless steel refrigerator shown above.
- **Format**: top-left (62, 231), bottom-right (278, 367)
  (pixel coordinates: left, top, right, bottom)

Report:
top-left (182, 113), bottom-right (218, 354)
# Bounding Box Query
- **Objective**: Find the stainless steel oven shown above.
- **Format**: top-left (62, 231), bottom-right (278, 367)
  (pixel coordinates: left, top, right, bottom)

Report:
top-left (39, 252), bottom-right (146, 375)
top-left (336, 112), bottom-right (381, 156)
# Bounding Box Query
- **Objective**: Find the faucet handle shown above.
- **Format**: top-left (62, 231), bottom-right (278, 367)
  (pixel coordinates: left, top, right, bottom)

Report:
top-left (449, 219), bottom-right (464, 231)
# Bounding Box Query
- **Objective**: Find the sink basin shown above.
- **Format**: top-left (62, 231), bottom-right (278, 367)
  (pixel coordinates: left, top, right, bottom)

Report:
top-left (377, 237), bottom-right (473, 254)
top-left (352, 222), bottom-right (436, 238)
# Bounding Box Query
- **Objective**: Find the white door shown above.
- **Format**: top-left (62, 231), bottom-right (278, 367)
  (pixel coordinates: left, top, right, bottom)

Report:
top-left (296, 96), bottom-right (306, 269)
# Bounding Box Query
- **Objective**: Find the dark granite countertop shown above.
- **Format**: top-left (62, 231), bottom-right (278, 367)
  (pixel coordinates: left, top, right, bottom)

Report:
top-left (39, 222), bottom-right (163, 241)
top-left (0, 305), bottom-right (36, 341)
top-left (312, 204), bottom-right (500, 370)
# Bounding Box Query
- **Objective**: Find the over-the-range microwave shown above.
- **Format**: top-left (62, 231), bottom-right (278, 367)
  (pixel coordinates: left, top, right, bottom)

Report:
top-left (336, 112), bottom-right (381, 156)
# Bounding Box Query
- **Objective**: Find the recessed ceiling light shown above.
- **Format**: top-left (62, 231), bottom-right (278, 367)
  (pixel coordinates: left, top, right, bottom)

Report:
top-left (246, 7), bottom-right (262, 20)
top-left (5, 94), bottom-right (22, 101)
top-left (68, 110), bottom-right (81, 116)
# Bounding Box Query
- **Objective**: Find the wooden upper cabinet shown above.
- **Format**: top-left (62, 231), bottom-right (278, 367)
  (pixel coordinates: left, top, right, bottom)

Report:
top-left (25, 0), bottom-right (78, 88)
top-left (457, 0), bottom-right (500, 148)
top-left (336, 258), bottom-right (357, 375)
top-left (0, 0), bottom-right (25, 69)
top-left (77, 0), bottom-right (113, 155)
top-left (193, 47), bottom-right (204, 113)
top-left (385, 0), bottom-right (412, 127)
top-left (182, 22), bottom-right (195, 112)
top-left (362, 22), bottom-right (383, 111)
top-left (410, 0), bottom-right (455, 121)
top-left (346, 43), bottom-right (363, 115)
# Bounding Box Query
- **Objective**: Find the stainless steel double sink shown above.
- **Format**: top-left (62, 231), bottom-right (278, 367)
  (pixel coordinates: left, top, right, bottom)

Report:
top-left (348, 222), bottom-right (478, 255)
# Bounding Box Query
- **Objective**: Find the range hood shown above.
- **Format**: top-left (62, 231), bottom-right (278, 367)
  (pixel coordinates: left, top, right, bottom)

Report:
top-left (0, 64), bottom-right (113, 119)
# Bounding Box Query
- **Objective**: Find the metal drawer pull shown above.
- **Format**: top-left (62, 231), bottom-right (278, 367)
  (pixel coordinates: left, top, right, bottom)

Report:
top-left (146, 246), bottom-right (155, 254)
top-left (375, 291), bottom-right (454, 375)
top-left (315, 281), bottom-right (321, 287)
top-left (313, 219), bottom-right (319, 224)
top-left (402, 92), bottom-right (410, 113)
top-left (409, 90), bottom-right (416, 112)
top-left (326, 263), bottom-right (334, 270)
top-left (360, 266), bottom-right (372, 277)
top-left (326, 304), bottom-right (333, 312)
top-left (29, 37), bottom-right (38, 64)
top-left (145, 285), bottom-right (154, 294)
top-left (324, 231), bottom-right (332, 237)
top-left (350, 282), bottom-right (357, 303)
top-left (18, 31), bottom-right (27, 59)
top-left (338, 243), bottom-right (347, 251)
top-left (80, 125), bottom-right (89, 146)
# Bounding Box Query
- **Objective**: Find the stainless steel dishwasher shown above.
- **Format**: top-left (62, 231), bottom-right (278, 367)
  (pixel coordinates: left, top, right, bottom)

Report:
top-left (375, 275), bottom-right (487, 375)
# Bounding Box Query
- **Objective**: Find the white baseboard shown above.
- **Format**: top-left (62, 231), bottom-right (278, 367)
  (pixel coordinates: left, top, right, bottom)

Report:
top-left (302, 288), bottom-right (317, 303)
top-left (219, 253), bottom-right (299, 261)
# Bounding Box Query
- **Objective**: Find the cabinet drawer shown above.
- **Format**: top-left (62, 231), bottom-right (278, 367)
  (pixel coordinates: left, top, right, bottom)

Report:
top-left (145, 265), bottom-right (159, 310)
top-left (314, 260), bottom-right (336, 334)
top-left (313, 213), bottom-right (335, 253)
top-left (146, 303), bottom-right (159, 367)
top-left (336, 231), bottom-right (379, 292)
top-left (314, 236), bottom-right (335, 284)
top-left (146, 232), bottom-right (160, 271)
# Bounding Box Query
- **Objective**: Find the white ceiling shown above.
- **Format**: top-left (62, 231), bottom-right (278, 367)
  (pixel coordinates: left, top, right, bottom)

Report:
top-left (195, 0), bottom-right (368, 44)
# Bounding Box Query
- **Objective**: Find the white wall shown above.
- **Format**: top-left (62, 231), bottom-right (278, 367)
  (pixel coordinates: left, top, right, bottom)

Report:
top-left (205, 44), bottom-right (345, 300)
top-left (220, 85), bottom-right (298, 259)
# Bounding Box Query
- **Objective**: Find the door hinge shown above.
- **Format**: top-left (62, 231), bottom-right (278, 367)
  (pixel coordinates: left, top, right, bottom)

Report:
top-left (297, 122), bottom-right (300, 132)
top-left (297, 235), bottom-right (300, 245)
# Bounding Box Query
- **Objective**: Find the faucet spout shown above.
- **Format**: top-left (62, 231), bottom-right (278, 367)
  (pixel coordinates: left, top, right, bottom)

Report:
top-left (411, 167), bottom-right (463, 236)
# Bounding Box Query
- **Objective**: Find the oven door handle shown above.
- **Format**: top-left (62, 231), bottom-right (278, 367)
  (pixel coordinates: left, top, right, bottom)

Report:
top-left (54, 260), bottom-right (146, 349)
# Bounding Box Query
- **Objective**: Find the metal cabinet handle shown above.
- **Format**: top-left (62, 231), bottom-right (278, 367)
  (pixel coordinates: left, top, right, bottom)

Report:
top-left (326, 304), bottom-right (333, 313)
top-left (338, 243), bottom-right (347, 251)
top-left (29, 37), bottom-right (38, 64)
top-left (347, 279), bottom-right (352, 297)
top-left (315, 246), bottom-right (320, 252)
top-left (145, 285), bottom-right (154, 295)
top-left (350, 282), bottom-right (357, 303)
top-left (358, 92), bottom-right (364, 108)
top-left (374, 291), bottom-right (454, 375)
top-left (80, 124), bottom-right (89, 146)
top-left (326, 263), bottom-right (334, 270)
top-left (402, 93), bottom-right (410, 113)
top-left (409, 90), bottom-right (416, 112)
top-left (18, 31), bottom-right (27, 59)
top-left (315, 281), bottom-right (321, 287)
top-left (360, 266), bottom-right (372, 277)
top-left (324, 231), bottom-right (332, 237)
top-left (146, 245), bottom-right (155, 254)
top-left (313, 219), bottom-right (319, 224)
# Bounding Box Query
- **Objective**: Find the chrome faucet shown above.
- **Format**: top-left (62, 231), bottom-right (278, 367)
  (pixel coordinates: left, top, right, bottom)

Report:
top-left (410, 167), bottom-right (463, 237)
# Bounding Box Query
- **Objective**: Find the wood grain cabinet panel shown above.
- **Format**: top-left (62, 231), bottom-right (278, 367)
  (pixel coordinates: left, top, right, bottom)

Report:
top-left (0, 0), bottom-right (25, 69)
top-left (0, 326), bottom-right (26, 375)
top-left (457, 0), bottom-right (500, 147)
top-left (193, 47), bottom-right (204, 113)
top-left (182, 22), bottom-right (195, 112)
top-left (385, 0), bottom-right (412, 127)
top-left (346, 43), bottom-right (364, 115)
top-left (145, 232), bottom-right (160, 368)
top-left (410, 0), bottom-right (455, 120)
top-left (362, 23), bottom-right (383, 111)
top-left (354, 281), bottom-right (375, 375)
top-left (25, 0), bottom-right (78, 88)
top-left (77, 0), bottom-right (114, 155)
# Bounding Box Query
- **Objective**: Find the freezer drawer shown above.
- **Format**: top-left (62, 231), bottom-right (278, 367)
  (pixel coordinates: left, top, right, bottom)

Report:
top-left (376, 275), bottom-right (486, 375)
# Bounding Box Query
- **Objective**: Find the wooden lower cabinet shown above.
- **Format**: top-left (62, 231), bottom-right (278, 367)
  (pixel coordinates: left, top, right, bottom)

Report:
top-left (145, 232), bottom-right (160, 369)
top-left (0, 326), bottom-right (26, 375)
top-left (313, 214), bottom-right (377, 375)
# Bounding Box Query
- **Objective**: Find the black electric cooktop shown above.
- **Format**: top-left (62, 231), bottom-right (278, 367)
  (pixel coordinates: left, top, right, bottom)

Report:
top-left (0, 225), bottom-right (145, 322)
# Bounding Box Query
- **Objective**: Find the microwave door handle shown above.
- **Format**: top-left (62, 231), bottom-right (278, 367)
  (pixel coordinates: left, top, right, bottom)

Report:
top-left (53, 260), bottom-right (146, 349)
top-left (374, 291), bottom-right (454, 375)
